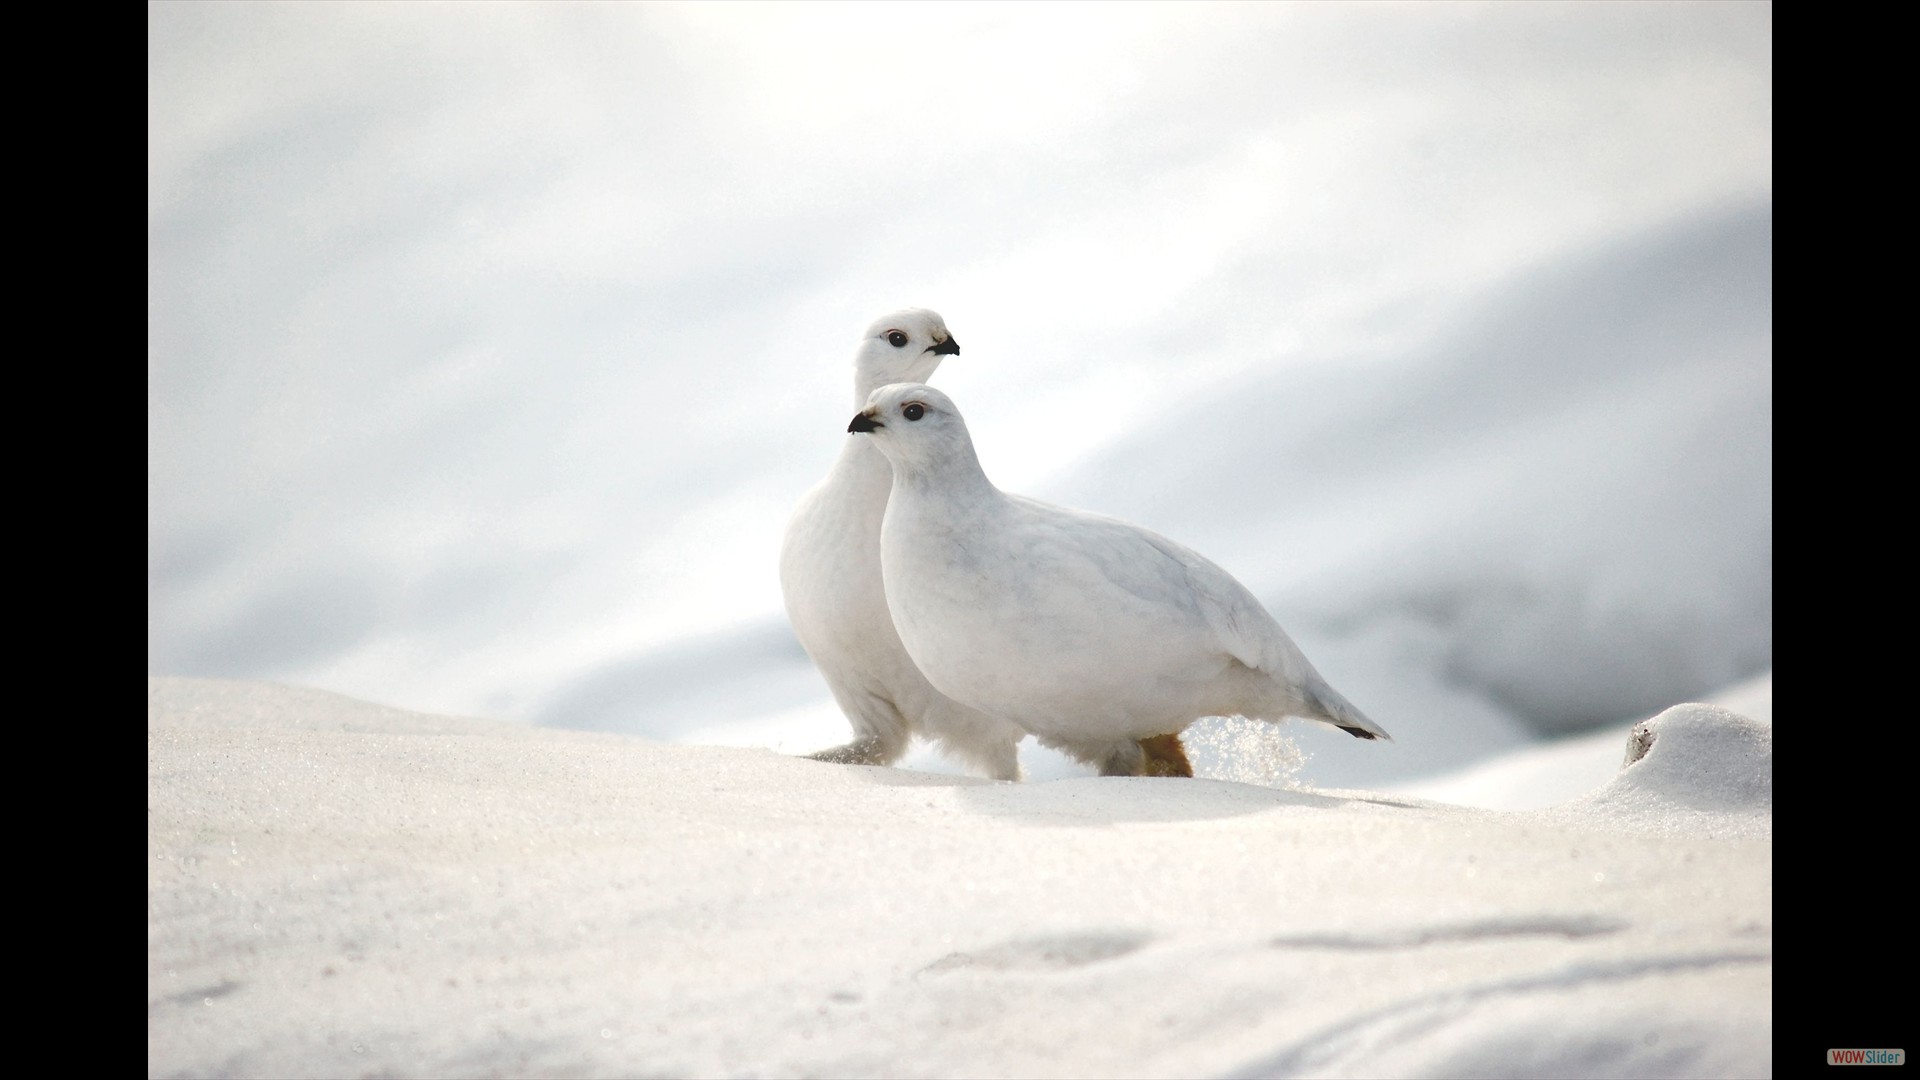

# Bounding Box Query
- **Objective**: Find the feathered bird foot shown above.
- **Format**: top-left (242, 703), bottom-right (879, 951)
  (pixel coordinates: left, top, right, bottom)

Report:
top-left (1051, 734), bottom-right (1195, 777)
top-left (1137, 733), bottom-right (1194, 777)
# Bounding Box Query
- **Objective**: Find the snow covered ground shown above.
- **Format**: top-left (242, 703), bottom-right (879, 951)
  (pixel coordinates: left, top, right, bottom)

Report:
top-left (147, 673), bottom-right (1770, 1078)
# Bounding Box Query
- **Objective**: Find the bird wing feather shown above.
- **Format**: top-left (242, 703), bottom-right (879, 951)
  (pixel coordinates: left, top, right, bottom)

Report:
top-left (1129, 528), bottom-right (1302, 678)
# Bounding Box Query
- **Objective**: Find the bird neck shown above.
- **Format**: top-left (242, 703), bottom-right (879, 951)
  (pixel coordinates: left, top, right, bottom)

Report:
top-left (852, 357), bottom-right (944, 408)
top-left (832, 431), bottom-right (895, 491)
top-left (891, 438), bottom-right (998, 503)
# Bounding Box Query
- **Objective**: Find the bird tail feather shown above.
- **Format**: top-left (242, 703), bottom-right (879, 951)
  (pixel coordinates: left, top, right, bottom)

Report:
top-left (1303, 677), bottom-right (1393, 742)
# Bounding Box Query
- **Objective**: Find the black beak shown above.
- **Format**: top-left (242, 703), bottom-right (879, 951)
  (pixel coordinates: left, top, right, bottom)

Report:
top-left (848, 411), bottom-right (881, 433)
top-left (928, 336), bottom-right (960, 356)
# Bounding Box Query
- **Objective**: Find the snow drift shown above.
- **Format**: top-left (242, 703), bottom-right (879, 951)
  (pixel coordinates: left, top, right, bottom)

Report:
top-left (149, 676), bottom-right (1771, 1078)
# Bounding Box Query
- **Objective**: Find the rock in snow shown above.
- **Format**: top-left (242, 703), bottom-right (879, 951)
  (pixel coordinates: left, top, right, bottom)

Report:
top-left (1563, 704), bottom-right (1772, 840)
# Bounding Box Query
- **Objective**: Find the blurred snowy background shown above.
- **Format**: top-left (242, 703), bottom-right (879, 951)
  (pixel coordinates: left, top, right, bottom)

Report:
top-left (147, 2), bottom-right (1770, 788)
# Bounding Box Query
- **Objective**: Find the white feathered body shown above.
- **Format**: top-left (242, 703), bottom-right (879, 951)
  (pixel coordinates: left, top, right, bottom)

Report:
top-left (778, 311), bottom-right (1026, 780)
top-left (873, 403), bottom-right (1387, 747)
top-left (782, 437), bottom-right (1025, 777)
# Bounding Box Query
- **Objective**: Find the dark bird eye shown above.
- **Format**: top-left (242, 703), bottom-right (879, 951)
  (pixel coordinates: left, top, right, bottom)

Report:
top-left (903, 403), bottom-right (925, 421)
top-left (886, 330), bottom-right (909, 348)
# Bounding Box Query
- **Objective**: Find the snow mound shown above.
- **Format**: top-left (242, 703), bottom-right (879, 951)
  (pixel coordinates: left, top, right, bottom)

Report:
top-left (1556, 704), bottom-right (1771, 839)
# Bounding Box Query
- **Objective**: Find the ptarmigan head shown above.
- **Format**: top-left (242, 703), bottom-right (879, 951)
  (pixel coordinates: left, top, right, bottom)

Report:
top-left (853, 309), bottom-right (960, 398)
top-left (848, 383), bottom-right (976, 474)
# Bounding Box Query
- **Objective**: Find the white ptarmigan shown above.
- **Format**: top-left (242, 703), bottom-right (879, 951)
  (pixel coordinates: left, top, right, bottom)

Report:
top-left (779, 311), bottom-right (1031, 780)
top-left (850, 382), bottom-right (1391, 775)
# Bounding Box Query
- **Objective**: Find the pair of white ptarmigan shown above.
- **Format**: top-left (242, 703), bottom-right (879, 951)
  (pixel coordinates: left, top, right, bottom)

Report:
top-left (780, 309), bottom-right (1390, 781)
